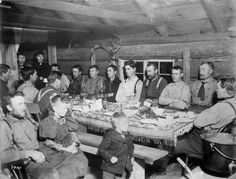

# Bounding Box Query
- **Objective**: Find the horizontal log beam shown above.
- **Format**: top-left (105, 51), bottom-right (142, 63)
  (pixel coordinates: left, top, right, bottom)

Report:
top-left (1, 12), bottom-right (155, 35)
top-left (200, 0), bottom-right (226, 32)
top-left (6, 0), bottom-right (154, 25)
top-left (84, 33), bottom-right (230, 47)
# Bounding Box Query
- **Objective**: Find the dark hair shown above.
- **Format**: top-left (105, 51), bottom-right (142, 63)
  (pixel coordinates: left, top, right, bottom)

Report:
top-left (47, 71), bottom-right (62, 84)
top-left (218, 77), bottom-right (236, 96)
top-left (17, 51), bottom-right (26, 57)
top-left (33, 51), bottom-right (44, 64)
top-left (172, 65), bottom-right (183, 73)
top-left (21, 67), bottom-right (36, 81)
top-left (201, 62), bottom-right (215, 71)
top-left (34, 51), bottom-right (43, 58)
top-left (124, 60), bottom-right (136, 69)
top-left (51, 63), bottom-right (60, 71)
top-left (72, 64), bottom-right (83, 73)
top-left (89, 65), bottom-right (99, 71)
top-left (0, 64), bottom-right (10, 76)
top-left (107, 64), bottom-right (118, 72)
top-left (147, 62), bottom-right (158, 70)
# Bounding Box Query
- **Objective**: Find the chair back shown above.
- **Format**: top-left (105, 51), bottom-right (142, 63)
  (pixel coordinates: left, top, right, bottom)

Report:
top-left (26, 103), bottom-right (42, 122)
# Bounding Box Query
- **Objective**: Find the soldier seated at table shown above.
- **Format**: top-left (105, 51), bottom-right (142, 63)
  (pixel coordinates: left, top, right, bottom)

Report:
top-left (175, 77), bottom-right (236, 156)
top-left (140, 62), bottom-right (168, 106)
top-left (191, 62), bottom-right (217, 108)
top-left (84, 65), bottom-right (104, 99)
top-left (159, 66), bottom-right (191, 110)
top-left (104, 64), bottom-right (121, 102)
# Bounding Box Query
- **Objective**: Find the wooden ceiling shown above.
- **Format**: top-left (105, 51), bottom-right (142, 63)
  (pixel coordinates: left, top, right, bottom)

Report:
top-left (0, 0), bottom-right (235, 42)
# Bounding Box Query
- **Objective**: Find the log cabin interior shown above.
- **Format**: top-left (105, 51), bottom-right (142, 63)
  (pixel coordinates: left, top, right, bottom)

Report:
top-left (1, 0), bottom-right (236, 82)
top-left (1, 0), bottom-right (236, 179)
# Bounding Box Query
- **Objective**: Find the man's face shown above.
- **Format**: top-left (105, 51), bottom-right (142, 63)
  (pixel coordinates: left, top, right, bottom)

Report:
top-left (199, 64), bottom-right (213, 80)
top-left (54, 79), bottom-right (61, 90)
top-left (36, 54), bottom-right (44, 64)
top-left (30, 71), bottom-right (38, 83)
top-left (125, 65), bottom-right (135, 78)
top-left (107, 67), bottom-right (116, 79)
top-left (146, 65), bottom-right (157, 80)
top-left (18, 55), bottom-right (26, 66)
top-left (171, 69), bottom-right (183, 82)
top-left (10, 96), bottom-right (26, 118)
top-left (89, 68), bottom-right (98, 78)
top-left (72, 68), bottom-right (81, 79)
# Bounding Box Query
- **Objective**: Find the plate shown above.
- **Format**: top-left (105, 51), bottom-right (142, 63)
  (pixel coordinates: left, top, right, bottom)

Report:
top-left (140, 119), bottom-right (159, 125)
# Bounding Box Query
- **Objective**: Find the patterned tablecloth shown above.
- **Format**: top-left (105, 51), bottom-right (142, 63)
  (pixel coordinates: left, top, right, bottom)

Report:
top-left (73, 110), bottom-right (194, 146)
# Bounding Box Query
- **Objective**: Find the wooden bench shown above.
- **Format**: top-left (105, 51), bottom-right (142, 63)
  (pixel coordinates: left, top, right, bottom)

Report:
top-left (77, 133), bottom-right (168, 179)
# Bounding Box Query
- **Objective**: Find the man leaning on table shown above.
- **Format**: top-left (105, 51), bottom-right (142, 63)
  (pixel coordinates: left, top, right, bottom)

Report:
top-left (140, 62), bottom-right (168, 106)
top-left (159, 65), bottom-right (191, 110)
top-left (175, 77), bottom-right (236, 156)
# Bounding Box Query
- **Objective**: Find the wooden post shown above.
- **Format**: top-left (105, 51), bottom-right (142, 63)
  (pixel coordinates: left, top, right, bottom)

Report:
top-left (183, 47), bottom-right (191, 84)
top-left (117, 58), bottom-right (124, 81)
top-left (47, 31), bottom-right (57, 65)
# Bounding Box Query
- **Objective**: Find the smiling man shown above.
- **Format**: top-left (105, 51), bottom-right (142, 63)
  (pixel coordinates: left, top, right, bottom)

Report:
top-left (116, 60), bottom-right (143, 102)
top-left (159, 65), bottom-right (191, 110)
top-left (191, 62), bottom-right (217, 107)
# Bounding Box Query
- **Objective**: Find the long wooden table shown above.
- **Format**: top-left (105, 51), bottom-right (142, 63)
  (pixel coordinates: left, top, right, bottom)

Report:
top-left (73, 110), bottom-right (194, 146)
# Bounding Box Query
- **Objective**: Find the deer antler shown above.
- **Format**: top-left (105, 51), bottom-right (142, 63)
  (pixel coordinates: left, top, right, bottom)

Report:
top-left (90, 37), bottom-right (121, 64)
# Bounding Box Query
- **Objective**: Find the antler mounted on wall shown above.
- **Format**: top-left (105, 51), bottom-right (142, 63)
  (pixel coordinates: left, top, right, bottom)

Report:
top-left (90, 37), bottom-right (121, 65)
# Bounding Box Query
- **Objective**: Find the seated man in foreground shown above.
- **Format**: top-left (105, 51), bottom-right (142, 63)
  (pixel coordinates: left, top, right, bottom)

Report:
top-left (159, 66), bottom-right (191, 110)
top-left (0, 92), bottom-right (57, 179)
top-left (175, 78), bottom-right (236, 156)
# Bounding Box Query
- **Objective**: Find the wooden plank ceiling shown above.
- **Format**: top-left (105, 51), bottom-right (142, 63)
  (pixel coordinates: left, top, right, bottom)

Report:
top-left (0, 0), bottom-right (235, 42)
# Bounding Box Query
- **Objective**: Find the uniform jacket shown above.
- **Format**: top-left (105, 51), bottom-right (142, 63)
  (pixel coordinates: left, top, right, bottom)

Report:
top-left (98, 129), bottom-right (134, 175)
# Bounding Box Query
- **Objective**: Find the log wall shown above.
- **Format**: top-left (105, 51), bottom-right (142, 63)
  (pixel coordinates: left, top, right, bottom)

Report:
top-left (57, 38), bottom-right (235, 79)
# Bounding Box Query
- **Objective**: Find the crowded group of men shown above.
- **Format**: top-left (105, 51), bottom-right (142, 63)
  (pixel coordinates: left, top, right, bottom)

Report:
top-left (0, 50), bottom-right (236, 178)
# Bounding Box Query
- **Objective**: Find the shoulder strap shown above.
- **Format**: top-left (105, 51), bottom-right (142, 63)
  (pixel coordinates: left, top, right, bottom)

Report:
top-left (156, 77), bottom-right (163, 89)
top-left (225, 102), bottom-right (236, 117)
top-left (37, 88), bottom-right (54, 102)
top-left (134, 79), bottom-right (140, 95)
top-left (3, 119), bottom-right (22, 150)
